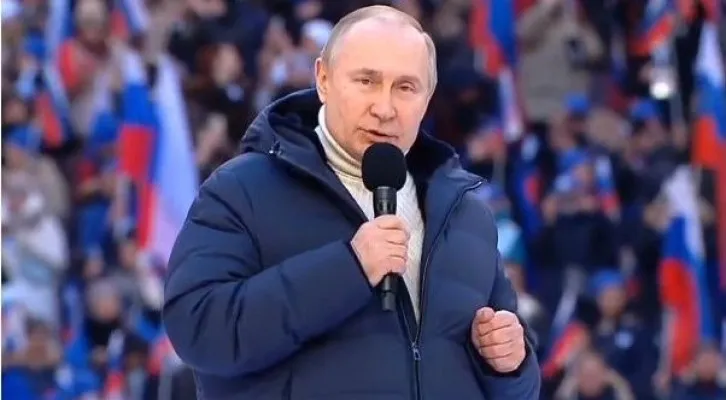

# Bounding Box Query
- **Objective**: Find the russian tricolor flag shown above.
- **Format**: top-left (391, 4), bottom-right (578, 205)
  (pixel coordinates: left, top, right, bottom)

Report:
top-left (118, 50), bottom-right (158, 248)
top-left (35, 65), bottom-right (72, 149)
top-left (631, 0), bottom-right (677, 57)
top-left (146, 55), bottom-right (199, 266)
top-left (118, 48), bottom-right (198, 274)
top-left (690, 12), bottom-right (726, 294)
top-left (36, 0), bottom-right (73, 149)
top-left (542, 266), bottom-right (589, 379)
top-left (469, 0), bottom-right (523, 141)
top-left (659, 167), bottom-right (715, 375)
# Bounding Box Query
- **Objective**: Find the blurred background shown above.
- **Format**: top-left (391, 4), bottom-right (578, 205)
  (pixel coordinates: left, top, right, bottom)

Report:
top-left (1, 0), bottom-right (725, 399)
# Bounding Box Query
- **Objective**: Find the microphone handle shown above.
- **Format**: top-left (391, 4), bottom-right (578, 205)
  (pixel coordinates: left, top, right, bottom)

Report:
top-left (373, 187), bottom-right (398, 312)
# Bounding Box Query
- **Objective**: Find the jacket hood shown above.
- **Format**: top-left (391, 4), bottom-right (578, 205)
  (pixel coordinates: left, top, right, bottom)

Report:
top-left (239, 88), bottom-right (462, 180)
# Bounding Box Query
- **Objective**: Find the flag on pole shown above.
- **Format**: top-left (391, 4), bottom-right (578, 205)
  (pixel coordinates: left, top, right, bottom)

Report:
top-left (469, 0), bottom-right (524, 141)
top-left (659, 167), bottom-right (715, 375)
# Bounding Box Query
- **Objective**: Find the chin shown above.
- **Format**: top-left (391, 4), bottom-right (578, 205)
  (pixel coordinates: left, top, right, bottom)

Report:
top-left (363, 133), bottom-right (398, 147)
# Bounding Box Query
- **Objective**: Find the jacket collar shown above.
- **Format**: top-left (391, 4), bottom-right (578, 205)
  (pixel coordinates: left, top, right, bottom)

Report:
top-left (240, 88), bottom-right (484, 241)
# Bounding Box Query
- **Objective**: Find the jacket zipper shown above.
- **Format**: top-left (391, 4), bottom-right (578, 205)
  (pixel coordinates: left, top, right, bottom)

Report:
top-left (409, 179), bottom-right (484, 400)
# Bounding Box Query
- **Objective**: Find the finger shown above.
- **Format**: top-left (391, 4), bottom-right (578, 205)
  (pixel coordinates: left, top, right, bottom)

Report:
top-left (476, 314), bottom-right (519, 335)
top-left (385, 241), bottom-right (408, 256)
top-left (387, 254), bottom-right (407, 273)
top-left (375, 216), bottom-right (408, 232)
top-left (493, 310), bottom-right (519, 325)
top-left (479, 324), bottom-right (521, 346)
top-left (476, 321), bottom-right (507, 337)
top-left (474, 309), bottom-right (499, 337)
top-left (477, 311), bottom-right (519, 333)
top-left (385, 230), bottom-right (408, 245)
top-left (475, 307), bottom-right (496, 324)
top-left (478, 341), bottom-right (516, 360)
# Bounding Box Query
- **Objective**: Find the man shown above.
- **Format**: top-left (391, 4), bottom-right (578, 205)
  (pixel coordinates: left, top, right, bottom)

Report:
top-left (163, 6), bottom-right (541, 399)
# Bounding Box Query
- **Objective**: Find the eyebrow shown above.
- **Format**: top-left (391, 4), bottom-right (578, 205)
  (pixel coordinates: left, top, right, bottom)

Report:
top-left (350, 68), bottom-right (423, 87)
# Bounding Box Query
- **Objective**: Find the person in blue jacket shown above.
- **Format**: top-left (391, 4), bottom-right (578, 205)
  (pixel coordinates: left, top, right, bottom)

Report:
top-left (163, 5), bottom-right (541, 399)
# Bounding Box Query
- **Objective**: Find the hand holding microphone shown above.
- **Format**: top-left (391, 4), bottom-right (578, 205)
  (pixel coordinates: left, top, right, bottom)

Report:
top-left (351, 215), bottom-right (409, 287)
top-left (354, 142), bottom-right (408, 311)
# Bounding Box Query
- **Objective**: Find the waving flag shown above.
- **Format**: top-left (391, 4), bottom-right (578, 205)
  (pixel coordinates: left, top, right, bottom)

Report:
top-left (147, 55), bottom-right (199, 265)
top-left (469, 0), bottom-right (523, 141)
top-left (118, 47), bottom-right (198, 273)
top-left (35, 64), bottom-right (72, 149)
top-left (38, 0), bottom-right (73, 149)
top-left (118, 49), bottom-right (158, 247)
top-left (542, 268), bottom-right (589, 378)
top-left (659, 167), bottom-right (715, 375)
top-left (690, 8), bottom-right (726, 294)
top-left (541, 321), bottom-right (589, 378)
top-left (631, 0), bottom-right (677, 57)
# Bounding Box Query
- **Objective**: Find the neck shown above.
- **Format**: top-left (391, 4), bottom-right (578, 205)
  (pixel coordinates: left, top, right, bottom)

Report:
top-left (315, 105), bottom-right (362, 180)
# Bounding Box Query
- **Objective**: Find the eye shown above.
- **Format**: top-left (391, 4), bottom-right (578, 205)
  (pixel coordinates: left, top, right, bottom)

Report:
top-left (356, 78), bottom-right (373, 85)
top-left (399, 84), bottom-right (415, 92)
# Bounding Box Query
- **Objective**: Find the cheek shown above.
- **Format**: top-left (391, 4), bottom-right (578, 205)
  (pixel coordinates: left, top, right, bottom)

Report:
top-left (399, 103), bottom-right (428, 144)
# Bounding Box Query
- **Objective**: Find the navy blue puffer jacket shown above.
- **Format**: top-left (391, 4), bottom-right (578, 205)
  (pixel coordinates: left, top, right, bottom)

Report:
top-left (163, 89), bottom-right (541, 399)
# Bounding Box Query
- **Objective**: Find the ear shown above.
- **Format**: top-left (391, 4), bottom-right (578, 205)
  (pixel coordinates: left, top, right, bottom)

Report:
top-left (314, 57), bottom-right (328, 104)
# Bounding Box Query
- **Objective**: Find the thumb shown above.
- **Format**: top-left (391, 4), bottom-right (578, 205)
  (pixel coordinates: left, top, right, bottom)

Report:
top-left (476, 307), bottom-right (496, 323)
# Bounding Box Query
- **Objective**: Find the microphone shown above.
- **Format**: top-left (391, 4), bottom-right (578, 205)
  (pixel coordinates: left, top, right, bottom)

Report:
top-left (362, 143), bottom-right (407, 312)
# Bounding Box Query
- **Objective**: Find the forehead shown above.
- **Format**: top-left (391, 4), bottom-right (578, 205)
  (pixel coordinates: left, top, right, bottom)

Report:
top-left (334, 18), bottom-right (429, 81)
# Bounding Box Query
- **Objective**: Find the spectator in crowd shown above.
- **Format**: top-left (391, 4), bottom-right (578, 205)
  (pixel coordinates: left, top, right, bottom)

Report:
top-left (517, 0), bottom-right (604, 126)
top-left (2, 170), bottom-right (69, 329)
top-left (555, 348), bottom-right (635, 400)
top-left (588, 269), bottom-right (659, 400)
top-left (1, 318), bottom-right (63, 399)
top-left (670, 343), bottom-right (726, 400)
top-left (59, 0), bottom-right (113, 139)
top-left (4, 124), bottom-right (70, 220)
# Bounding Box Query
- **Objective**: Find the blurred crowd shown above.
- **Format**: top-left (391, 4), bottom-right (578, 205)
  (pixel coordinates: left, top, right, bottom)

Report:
top-left (2, 0), bottom-right (726, 399)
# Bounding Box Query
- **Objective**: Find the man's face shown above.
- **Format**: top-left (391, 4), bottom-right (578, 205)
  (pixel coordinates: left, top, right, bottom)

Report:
top-left (315, 19), bottom-right (432, 160)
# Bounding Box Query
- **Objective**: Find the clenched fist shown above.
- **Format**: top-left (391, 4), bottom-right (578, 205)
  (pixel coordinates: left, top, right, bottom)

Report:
top-left (471, 307), bottom-right (526, 373)
top-left (350, 215), bottom-right (409, 286)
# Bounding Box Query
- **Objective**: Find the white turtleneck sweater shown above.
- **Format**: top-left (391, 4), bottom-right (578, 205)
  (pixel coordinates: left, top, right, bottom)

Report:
top-left (315, 106), bottom-right (424, 320)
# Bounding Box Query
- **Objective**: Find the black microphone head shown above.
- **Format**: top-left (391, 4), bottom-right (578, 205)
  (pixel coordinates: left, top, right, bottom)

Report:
top-left (362, 143), bottom-right (407, 191)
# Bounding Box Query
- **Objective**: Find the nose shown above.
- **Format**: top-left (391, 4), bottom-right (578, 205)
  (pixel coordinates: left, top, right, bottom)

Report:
top-left (369, 90), bottom-right (396, 122)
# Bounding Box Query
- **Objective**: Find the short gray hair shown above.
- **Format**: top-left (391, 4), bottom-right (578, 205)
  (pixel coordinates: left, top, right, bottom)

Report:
top-left (320, 6), bottom-right (438, 93)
